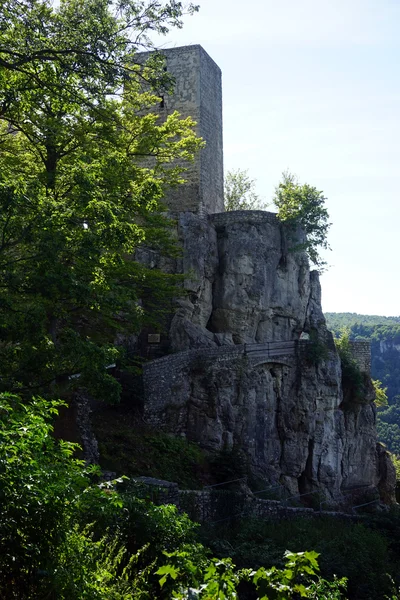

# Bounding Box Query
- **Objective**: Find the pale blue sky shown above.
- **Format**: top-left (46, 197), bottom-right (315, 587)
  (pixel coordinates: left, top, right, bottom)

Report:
top-left (154, 0), bottom-right (400, 316)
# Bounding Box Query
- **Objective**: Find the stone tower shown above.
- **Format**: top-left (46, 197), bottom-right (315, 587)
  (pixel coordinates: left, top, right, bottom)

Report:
top-left (140, 45), bottom-right (224, 214)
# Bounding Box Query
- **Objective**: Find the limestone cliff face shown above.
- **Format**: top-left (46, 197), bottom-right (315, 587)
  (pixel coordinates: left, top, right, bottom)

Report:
top-left (169, 211), bottom-right (324, 351)
top-left (142, 210), bottom-right (395, 505)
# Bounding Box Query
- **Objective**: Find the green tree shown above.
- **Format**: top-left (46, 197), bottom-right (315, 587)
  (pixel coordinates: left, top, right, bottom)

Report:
top-left (0, 392), bottom-right (124, 597)
top-left (156, 548), bottom-right (347, 599)
top-left (373, 379), bottom-right (389, 407)
top-left (224, 168), bottom-right (266, 211)
top-left (334, 328), bottom-right (365, 400)
top-left (0, 0), bottom-right (202, 402)
top-left (273, 171), bottom-right (331, 269)
top-left (0, 392), bottom-right (203, 598)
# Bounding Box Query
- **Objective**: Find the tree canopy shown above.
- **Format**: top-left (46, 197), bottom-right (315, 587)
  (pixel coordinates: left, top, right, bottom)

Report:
top-left (224, 168), bottom-right (266, 211)
top-left (0, 0), bottom-right (203, 402)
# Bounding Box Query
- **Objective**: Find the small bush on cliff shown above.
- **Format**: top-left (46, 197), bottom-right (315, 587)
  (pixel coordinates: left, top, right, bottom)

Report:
top-left (373, 379), bottom-right (389, 407)
top-left (335, 329), bottom-right (365, 400)
top-left (303, 330), bottom-right (330, 366)
top-left (273, 171), bottom-right (331, 270)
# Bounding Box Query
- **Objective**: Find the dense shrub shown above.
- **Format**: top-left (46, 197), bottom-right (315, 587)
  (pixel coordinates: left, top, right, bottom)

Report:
top-left (93, 406), bottom-right (206, 488)
top-left (202, 516), bottom-right (398, 600)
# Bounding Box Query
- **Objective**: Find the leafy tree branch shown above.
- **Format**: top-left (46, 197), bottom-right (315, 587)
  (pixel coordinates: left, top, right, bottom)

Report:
top-left (224, 168), bottom-right (266, 211)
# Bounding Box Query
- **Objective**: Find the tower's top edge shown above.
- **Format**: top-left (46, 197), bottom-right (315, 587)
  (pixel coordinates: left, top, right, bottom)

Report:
top-left (142, 44), bottom-right (221, 75)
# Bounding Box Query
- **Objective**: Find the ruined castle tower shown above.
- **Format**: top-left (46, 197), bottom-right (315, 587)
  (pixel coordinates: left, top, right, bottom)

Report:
top-left (140, 45), bottom-right (224, 214)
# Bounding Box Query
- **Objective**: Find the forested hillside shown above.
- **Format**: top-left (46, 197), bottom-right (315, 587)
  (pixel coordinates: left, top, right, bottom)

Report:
top-left (325, 312), bottom-right (400, 454)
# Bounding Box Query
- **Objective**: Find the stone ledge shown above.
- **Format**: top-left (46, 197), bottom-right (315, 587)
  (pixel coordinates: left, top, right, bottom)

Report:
top-left (210, 210), bottom-right (278, 228)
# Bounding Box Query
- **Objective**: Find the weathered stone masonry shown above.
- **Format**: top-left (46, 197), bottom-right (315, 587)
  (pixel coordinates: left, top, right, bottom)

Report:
top-left (139, 45), bottom-right (224, 214)
top-left (349, 340), bottom-right (372, 373)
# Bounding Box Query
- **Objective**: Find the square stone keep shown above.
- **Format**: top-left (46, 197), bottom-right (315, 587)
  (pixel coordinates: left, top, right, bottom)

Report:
top-left (138, 45), bottom-right (224, 215)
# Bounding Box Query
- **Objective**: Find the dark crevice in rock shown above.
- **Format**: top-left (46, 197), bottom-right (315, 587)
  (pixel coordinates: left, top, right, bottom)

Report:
top-left (278, 222), bottom-right (288, 269)
top-left (298, 438), bottom-right (315, 497)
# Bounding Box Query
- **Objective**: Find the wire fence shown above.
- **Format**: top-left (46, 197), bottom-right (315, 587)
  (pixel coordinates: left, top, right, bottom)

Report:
top-left (197, 480), bottom-right (381, 524)
top-left (131, 476), bottom-right (382, 525)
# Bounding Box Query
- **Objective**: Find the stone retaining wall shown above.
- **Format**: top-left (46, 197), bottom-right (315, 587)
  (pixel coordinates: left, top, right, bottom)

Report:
top-left (131, 479), bottom-right (357, 523)
top-left (211, 210), bottom-right (278, 229)
top-left (143, 342), bottom-right (302, 426)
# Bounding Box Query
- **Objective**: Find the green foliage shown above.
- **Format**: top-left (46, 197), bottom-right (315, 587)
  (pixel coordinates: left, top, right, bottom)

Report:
top-left (0, 392), bottom-right (133, 597)
top-left (156, 547), bottom-right (347, 599)
top-left (325, 313), bottom-right (400, 330)
top-left (47, 526), bottom-right (138, 600)
top-left (377, 409), bottom-right (400, 455)
top-left (325, 312), bottom-right (400, 402)
top-left (273, 171), bottom-right (331, 270)
top-left (252, 550), bottom-right (347, 600)
top-left (334, 329), bottom-right (364, 401)
top-left (145, 435), bottom-right (206, 487)
top-left (373, 379), bottom-right (388, 407)
top-left (224, 168), bottom-right (266, 211)
top-left (0, 0), bottom-right (203, 402)
top-left (325, 313), bottom-right (400, 452)
top-left (203, 516), bottom-right (395, 600)
top-left (156, 551), bottom-right (238, 599)
top-left (0, 391), bottom-right (205, 598)
top-left (93, 407), bottom-right (206, 488)
top-left (302, 330), bottom-right (330, 366)
top-left (389, 454), bottom-right (400, 502)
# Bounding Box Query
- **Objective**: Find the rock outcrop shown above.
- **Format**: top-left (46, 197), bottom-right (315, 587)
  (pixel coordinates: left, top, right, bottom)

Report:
top-left (142, 210), bottom-right (396, 506)
top-left (132, 44), bottom-right (395, 507)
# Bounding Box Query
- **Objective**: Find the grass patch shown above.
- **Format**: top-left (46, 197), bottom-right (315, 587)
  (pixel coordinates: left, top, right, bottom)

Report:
top-left (92, 406), bottom-right (207, 489)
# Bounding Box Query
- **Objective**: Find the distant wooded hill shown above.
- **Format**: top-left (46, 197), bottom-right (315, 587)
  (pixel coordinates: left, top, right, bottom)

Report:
top-left (325, 312), bottom-right (400, 455)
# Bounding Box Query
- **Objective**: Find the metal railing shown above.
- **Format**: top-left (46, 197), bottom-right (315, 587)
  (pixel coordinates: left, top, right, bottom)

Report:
top-left (245, 341), bottom-right (298, 359)
top-left (203, 477), bottom-right (247, 490)
top-left (182, 477), bottom-right (383, 525)
top-left (352, 499), bottom-right (380, 512)
top-left (318, 485), bottom-right (378, 513)
top-left (201, 477), bottom-right (247, 523)
top-left (252, 483), bottom-right (287, 502)
top-left (283, 489), bottom-right (321, 508)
